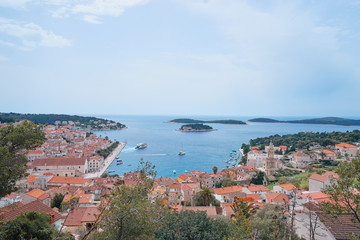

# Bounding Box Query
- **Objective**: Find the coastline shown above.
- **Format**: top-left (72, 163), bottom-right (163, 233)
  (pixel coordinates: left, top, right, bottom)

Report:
top-left (176, 129), bottom-right (217, 132)
top-left (166, 121), bottom-right (246, 125)
top-left (84, 142), bottom-right (126, 179)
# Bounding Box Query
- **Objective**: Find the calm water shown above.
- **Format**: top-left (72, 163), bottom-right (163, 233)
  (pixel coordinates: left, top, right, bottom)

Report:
top-left (92, 115), bottom-right (360, 177)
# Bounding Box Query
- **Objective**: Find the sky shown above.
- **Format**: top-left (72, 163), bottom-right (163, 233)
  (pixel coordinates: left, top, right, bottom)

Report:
top-left (1, 0), bottom-right (360, 117)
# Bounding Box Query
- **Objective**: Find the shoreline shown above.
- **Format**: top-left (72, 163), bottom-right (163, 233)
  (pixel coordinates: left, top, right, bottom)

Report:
top-left (84, 142), bottom-right (126, 179)
top-left (165, 121), bottom-right (246, 125)
top-left (176, 129), bottom-right (217, 132)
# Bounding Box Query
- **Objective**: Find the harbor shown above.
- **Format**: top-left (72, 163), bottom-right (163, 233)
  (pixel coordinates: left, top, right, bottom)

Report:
top-left (84, 141), bottom-right (126, 179)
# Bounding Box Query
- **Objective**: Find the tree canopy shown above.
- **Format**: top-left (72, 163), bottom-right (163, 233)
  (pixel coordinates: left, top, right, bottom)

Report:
top-left (90, 160), bottom-right (168, 240)
top-left (0, 211), bottom-right (73, 240)
top-left (322, 157), bottom-right (360, 223)
top-left (0, 121), bottom-right (45, 197)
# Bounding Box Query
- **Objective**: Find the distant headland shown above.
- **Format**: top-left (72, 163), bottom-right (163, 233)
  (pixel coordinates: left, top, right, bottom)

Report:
top-left (177, 123), bottom-right (217, 132)
top-left (248, 117), bottom-right (360, 126)
top-left (0, 112), bottom-right (127, 131)
top-left (167, 118), bottom-right (246, 125)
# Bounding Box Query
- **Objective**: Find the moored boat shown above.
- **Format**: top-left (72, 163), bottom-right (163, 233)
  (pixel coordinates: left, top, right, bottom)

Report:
top-left (178, 151), bottom-right (185, 156)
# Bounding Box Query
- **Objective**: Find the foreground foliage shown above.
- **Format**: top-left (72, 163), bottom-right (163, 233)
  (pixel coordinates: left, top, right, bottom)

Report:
top-left (0, 121), bottom-right (45, 197)
top-left (0, 211), bottom-right (73, 240)
top-left (155, 211), bottom-right (232, 240)
top-left (322, 157), bottom-right (360, 223)
top-left (90, 160), bottom-right (167, 240)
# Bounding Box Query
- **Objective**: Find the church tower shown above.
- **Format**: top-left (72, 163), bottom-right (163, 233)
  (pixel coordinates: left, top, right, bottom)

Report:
top-left (263, 141), bottom-right (277, 176)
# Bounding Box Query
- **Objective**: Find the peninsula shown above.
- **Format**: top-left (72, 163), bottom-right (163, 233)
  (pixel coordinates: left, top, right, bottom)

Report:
top-left (248, 117), bottom-right (360, 126)
top-left (167, 118), bottom-right (246, 125)
top-left (0, 112), bottom-right (126, 131)
top-left (177, 123), bottom-right (216, 132)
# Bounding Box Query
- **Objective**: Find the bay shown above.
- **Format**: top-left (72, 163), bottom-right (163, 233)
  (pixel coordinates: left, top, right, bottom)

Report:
top-left (92, 115), bottom-right (360, 178)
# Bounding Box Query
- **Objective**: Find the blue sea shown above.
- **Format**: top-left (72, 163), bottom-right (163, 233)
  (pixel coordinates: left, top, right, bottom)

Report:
top-left (92, 115), bottom-right (360, 178)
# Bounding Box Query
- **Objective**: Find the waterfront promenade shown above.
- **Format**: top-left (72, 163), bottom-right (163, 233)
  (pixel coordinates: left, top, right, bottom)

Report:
top-left (85, 142), bottom-right (126, 179)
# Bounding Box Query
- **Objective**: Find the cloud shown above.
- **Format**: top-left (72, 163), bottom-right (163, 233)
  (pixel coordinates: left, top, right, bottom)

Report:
top-left (83, 15), bottom-right (102, 24)
top-left (0, 0), bottom-right (32, 8)
top-left (49, 0), bottom-right (149, 23)
top-left (0, 17), bottom-right (72, 50)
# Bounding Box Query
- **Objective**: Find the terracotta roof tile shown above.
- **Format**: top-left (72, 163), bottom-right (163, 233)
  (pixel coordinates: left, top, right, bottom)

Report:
top-left (0, 200), bottom-right (61, 223)
top-left (336, 142), bottom-right (358, 148)
top-left (64, 206), bottom-right (99, 226)
top-left (48, 176), bottom-right (91, 185)
top-left (278, 183), bottom-right (297, 191)
top-left (213, 185), bottom-right (243, 195)
top-left (32, 157), bottom-right (86, 166)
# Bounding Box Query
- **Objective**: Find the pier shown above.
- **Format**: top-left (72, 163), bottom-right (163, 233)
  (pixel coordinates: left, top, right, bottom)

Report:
top-left (84, 142), bottom-right (126, 179)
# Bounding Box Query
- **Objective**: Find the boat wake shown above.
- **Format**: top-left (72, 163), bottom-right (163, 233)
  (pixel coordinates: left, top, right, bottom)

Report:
top-left (122, 147), bottom-right (136, 153)
top-left (140, 153), bottom-right (168, 156)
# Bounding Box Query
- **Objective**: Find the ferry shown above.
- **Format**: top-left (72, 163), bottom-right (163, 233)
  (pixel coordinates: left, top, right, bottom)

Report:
top-left (135, 143), bottom-right (148, 149)
top-left (178, 151), bottom-right (185, 156)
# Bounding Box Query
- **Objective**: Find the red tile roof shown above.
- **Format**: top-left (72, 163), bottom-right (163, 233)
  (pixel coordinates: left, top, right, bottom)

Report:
top-left (320, 149), bottom-right (335, 155)
top-left (64, 206), bottom-right (99, 226)
top-left (336, 142), bottom-right (358, 148)
top-left (0, 200), bottom-right (61, 223)
top-left (213, 185), bottom-right (243, 195)
top-left (292, 152), bottom-right (309, 157)
top-left (178, 174), bottom-right (189, 181)
top-left (48, 176), bottom-right (91, 185)
top-left (25, 175), bottom-right (38, 183)
top-left (278, 183), bottom-right (297, 191)
top-left (309, 171), bottom-right (339, 183)
top-left (246, 194), bottom-right (262, 202)
top-left (32, 157), bottom-right (86, 166)
top-left (246, 184), bottom-right (270, 192)
top-left (299, 192), bottom-right (330, 202)
top-left (181, 206), bottom-right (222, 217)
top-left (265, 193), bottom-right (289, 203)
top-left (22, 188), bottom-right (46, 199)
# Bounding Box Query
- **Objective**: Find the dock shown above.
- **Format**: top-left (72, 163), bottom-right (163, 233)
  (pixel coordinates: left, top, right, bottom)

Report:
top-left (84, 142), bottom-right (126, 179)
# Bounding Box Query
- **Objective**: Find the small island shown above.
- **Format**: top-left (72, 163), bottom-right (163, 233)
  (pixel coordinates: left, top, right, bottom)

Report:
top-left (248, 117), bottom-right (360, 126)
top-left (177, 123), bottom-right (217, 132)
top-left (167, 118), bottom-right (246, 125)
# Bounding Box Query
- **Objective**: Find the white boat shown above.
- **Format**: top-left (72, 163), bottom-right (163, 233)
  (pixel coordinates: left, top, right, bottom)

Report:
top-left (178, 151), bottom-right (185, 156)
top-left (185, 170), bottom-right (188, 173)
top-left (173, 170), bottom-right (176, 174)
top-left (136, 143), bottom-right (148, 149)
top-left (108, 170), bottom-right (115, 173)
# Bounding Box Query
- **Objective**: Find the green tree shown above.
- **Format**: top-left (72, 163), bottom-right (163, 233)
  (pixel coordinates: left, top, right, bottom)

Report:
top-left (0, 211), bottom-right (74, 240)
top-left (250, 204), bottom-right (301, 240)
top-left (90, 160), bottom-right (167, 240)
top-left (154, 210), bottom-right (232, 240)
top-left (322, 158), bottom-right (360, 224)
top-left (231, 197), bottom-right (258, 240)
top-left (250, 171), bottom-right (266, 185)
top-left (51, 193), bottom-right (64, 209)
top-left (0, 121), bottom-right (45, 197)
top-left (241, 143), bottom-right (250, 155)
top-left (319, 151), bottom-right (326, 160)
top-left (212, 166), bottom-right (218, 174)
top-left (194, 186), bottom-right (217, 206)
top-left (216, 177), bottom-right (240, 188)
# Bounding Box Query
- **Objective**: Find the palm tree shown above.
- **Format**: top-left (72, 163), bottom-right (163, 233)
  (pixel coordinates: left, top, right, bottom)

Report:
top-left (195, 186), bottom-right (216, 206)
top-left (212, 166), bottom-right (218, 174)
top-left (319, 151), bottom-right (326, 160)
